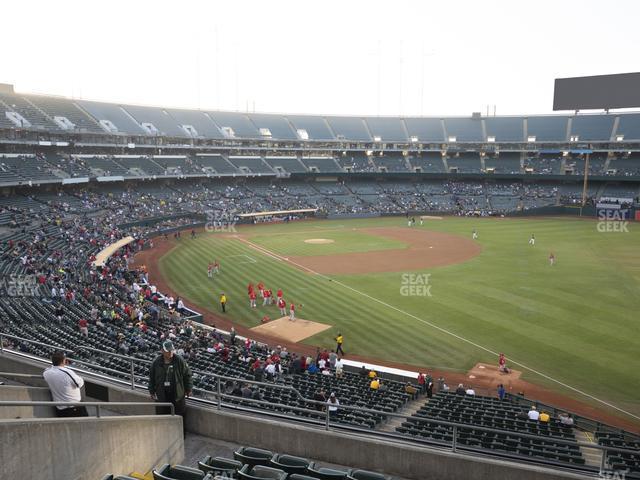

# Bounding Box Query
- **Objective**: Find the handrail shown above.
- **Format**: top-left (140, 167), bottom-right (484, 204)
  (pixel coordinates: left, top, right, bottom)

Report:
top-left (0, 372), bottom-right (45, 379)
top-left (2, 331), bottom-right (638, 475)
top-left (0, 400), bottom-right (175, 417)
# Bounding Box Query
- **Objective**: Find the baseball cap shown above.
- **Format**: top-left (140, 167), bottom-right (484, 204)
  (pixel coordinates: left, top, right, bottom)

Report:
top-left (162, 340), bottom-right (176, 352)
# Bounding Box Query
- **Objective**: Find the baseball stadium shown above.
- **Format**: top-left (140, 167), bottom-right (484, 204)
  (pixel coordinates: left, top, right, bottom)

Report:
top-left (2, 2), bottom-right (640, 480)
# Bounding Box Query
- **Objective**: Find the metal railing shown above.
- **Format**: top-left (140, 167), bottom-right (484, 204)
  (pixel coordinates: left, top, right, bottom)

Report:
top-left (0, 400), bottom-right (174, 417)
top-left (1, 331), bottom-right (638, 477)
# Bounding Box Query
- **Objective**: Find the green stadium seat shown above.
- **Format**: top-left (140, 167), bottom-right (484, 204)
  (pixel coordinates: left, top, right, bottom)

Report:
top-left (197, 456), bottom-right (243, 476)
top-left (237, 464), bottom-right (287, 480)
top-left (153, 464), bottom-right (206, 480)
top-left (307, 463), bottom-right (349, 479)
top-left (234, 447), bottom-right (274, 467)
top-left (101, 476), bottom-right (141, 480)
top-left (269, 453), bottom-right (310, 474)
top-left (348, 469), bottom-right (388, 480)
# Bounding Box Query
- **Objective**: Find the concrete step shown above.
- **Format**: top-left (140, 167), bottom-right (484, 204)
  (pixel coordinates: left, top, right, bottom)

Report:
top-left (575, 429), bottom-right (603, 468)
top-left (377, 394), bottom-right (430, 433)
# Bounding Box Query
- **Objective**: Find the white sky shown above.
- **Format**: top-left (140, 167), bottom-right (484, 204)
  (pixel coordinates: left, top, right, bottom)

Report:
top-left (2, 0), bottom-right (639, 117)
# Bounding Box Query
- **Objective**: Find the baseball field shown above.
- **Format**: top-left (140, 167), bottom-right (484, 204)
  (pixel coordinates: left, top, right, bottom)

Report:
top-left (155, 216), bottom-right (640, 424)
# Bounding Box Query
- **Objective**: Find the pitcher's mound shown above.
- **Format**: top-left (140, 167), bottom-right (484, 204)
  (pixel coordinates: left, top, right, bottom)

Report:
top-left (251, 316), bottom-right (332, 342)
top-left (468, 363), bottom-right (522, 383)
top-left (304, 238), bottom-right (335, 244)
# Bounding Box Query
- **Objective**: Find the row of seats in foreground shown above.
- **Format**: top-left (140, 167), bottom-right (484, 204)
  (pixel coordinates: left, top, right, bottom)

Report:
top-left (103, 445), bottom-right (390, 480)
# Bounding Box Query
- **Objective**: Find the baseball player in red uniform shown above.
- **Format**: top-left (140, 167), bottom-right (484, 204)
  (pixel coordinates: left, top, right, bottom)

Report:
top-left (277, 288), bottom-right (283, 302)
top-left (249, 290), bottom-right (257, 308)
top-left (213, 259), bottom-right (220, 274)
top-left (207, 262), bottom-right (213, 278)
top-left (278, 298), bottom-right (286, 316)
top-left (257, 282), bottom-right (265, 300)
top-left (263, 288), bottom-right (272, 306)
top-left (289, 302), bottom-right (295, 321)
top-left (248, 283), bottom-right (254, 295)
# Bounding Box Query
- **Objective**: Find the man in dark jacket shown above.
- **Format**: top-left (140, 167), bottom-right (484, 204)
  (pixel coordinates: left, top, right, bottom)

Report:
top-left (149, 340), bottom-right (193, 435)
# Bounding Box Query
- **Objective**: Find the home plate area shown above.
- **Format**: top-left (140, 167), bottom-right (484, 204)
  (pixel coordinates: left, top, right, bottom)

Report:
top-left (250, 316), bottom-right (332, 342)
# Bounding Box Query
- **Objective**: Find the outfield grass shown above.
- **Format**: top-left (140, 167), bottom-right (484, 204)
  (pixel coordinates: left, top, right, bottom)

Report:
top-left (158, 217), bottom-right (640, 419)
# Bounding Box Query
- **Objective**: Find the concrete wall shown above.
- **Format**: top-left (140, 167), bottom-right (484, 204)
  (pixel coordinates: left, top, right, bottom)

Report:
top-left (187, 406), bottom-right (593, 480)
top-left (0, 385), bottom-right (56, 418)
top-left (0, 415), bottom-right (183, 480)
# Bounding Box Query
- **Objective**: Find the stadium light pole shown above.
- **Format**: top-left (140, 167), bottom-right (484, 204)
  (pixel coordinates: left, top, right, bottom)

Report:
top-left (581, 151), bottom-right (590, 210)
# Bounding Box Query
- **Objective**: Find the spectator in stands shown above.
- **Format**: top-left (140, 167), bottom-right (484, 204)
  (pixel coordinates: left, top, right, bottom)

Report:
top-left (313, 389), bottom-right (327, 411)
top-left (527, 406), bottom-right (540, 421)
top-left (54, 303), bottom-right (64, 322)
top-left (370, 377), bottom-right (380, 390)
top-left (426, 375), bottom-right (434, 398)
top-left (539, 411), bottom-right (550, 423)
top-left (405, 382), bottom-right (418, 396)
top-left (465, 386), bottom-right (476, 396)
top-left (455, 383), bottom-right (466, 395)
top-left (335, 357), bottom-right (344, 378)
top-left (558, 413), bottom-right (574, 426)
top-left (359, 365), bottom-right (368, 377)
top-left (43, 350), bottom-right (88, 417)
top-left (417, 372), bottom-right (426, 393)
top-left (327, 392), bottom-right (340, 418)
top-left (241, 384), bottom-right (253, 399)
top-left (148, 340), bottom-right (192, 436)
top-left (497, 384), bottom-right (506, 401)
top-left (78, 318), bottom-right (88, 338)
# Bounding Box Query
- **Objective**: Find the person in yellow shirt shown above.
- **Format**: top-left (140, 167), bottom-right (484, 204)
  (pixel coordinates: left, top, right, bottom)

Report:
top-left (335, 333), bottom-right (344, 356)
top-left (539, 411), bottom-right (550, 422)
top-left (370, 378), bottom-right (380, 390)
top-left (368, 369), bottom-right (377, 379)
top-left (220, 293), bottom-right (227, 313)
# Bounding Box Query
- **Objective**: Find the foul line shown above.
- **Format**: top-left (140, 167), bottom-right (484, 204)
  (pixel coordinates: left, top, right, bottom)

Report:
top-left (236, 237), bottom-right (640, 422)
top-left (227, 254), bottom-right (257, 264)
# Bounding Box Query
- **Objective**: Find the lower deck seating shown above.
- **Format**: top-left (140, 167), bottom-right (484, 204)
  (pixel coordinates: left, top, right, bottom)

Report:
top-left (397, 392), bottom-right (585, 468)
top-left (597, 431), bottom-right (640, 477)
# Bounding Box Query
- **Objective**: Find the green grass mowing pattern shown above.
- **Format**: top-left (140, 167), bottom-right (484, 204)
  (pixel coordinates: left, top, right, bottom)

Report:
top-left (248, 228), bottom-right (407, 257)
top-left (158, 217), bottom-right (640, 419)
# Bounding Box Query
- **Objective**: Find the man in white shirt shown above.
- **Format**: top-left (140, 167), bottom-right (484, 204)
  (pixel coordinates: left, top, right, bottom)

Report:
top-left (465, 386), bottom-right (476, 395)
top-left (528, 406), bottom-right (540, 421)
top-left (43, 351), bottom-right (88, 417)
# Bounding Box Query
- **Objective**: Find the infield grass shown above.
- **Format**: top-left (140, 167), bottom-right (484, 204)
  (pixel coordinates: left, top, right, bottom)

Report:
top-left (158, 216), bottom-right (640, 420)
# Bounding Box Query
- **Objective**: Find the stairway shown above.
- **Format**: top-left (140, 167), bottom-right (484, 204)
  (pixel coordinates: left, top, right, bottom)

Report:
top-left (377, 394), bottom-right (430, 433)
top-left (575, 430), bottom-right (603, 468)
